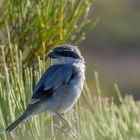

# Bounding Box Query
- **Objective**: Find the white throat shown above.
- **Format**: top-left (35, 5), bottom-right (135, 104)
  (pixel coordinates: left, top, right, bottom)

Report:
top-left (52, 57), bottom-right (85, 72)
top-left (52, 57), bottom-right (75, 65)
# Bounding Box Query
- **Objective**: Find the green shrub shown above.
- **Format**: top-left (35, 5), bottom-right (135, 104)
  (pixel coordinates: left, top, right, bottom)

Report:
top-left (0, 49), bottom-right (140, 140)
top-left (0, 0), bottom-right (96, 66)
top-left (0, 0), bottom-right (140, 140)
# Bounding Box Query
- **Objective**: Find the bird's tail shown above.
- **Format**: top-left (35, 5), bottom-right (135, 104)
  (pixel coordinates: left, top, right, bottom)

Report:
top-left (5, 113), bottom-right (31, 133)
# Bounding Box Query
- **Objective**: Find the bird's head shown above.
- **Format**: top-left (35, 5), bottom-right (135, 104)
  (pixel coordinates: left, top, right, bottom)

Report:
top-left (48, 44), bottom-right (84, 65)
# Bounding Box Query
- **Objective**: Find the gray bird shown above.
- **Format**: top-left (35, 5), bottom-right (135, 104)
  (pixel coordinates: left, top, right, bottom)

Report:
top-left (5, 44), bottom-right (85, 133)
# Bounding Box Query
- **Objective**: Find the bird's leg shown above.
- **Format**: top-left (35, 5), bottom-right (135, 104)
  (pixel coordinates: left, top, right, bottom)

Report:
top-left (54, 112), bottom-right (72, 133)
top-left (60, 114), bottom-right (72, 133)
top-left (54, 112), bottom-right (79, 139)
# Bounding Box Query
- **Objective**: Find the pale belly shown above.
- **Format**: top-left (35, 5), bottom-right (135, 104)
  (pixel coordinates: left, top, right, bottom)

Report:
top-left (34, 84), bottom-right (82, 114)
top-left (49, 84), bottom-right (82, 113)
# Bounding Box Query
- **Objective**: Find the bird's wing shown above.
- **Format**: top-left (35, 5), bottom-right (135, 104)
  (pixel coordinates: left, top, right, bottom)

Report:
top-left (30, 64), bottom-right (75, 104)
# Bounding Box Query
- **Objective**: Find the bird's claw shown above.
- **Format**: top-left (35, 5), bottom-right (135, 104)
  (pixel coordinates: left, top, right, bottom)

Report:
top-left (61, 123), bottom-right (71, 133)
top-left (53, 123), bottom-right (71, 133)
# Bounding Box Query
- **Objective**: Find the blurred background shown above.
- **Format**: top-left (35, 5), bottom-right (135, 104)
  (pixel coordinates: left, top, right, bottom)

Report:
top-left (80, 0), bottom-right (140, 99)
top-left (0, 0), bottom-right (140, 99)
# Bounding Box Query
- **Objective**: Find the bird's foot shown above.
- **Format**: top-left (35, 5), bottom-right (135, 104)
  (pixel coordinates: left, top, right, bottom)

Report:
top-left (53, 122), bottom-right (71, 133)
top-left (53, 122), bottom-right (79, 139)
top-left (61, 123), bottom-right (72, 133)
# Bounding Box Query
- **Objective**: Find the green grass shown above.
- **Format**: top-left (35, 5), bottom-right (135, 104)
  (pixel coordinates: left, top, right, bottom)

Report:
top-left (0, 0), bottom-right (140, 140)
top-left (0, 46), bottom-right (140, 140)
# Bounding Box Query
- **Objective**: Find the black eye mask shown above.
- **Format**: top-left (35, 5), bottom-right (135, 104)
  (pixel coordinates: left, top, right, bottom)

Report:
top-left (56, 51), bottom-right (81, 59)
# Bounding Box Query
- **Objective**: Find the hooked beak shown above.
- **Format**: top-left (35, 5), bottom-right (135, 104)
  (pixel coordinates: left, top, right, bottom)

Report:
top-left (48, 51), bottom-right (58, 58)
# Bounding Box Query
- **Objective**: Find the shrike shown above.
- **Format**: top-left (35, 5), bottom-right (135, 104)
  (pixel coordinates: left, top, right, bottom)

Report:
top-left (5, 44), bottom-right (85, 133)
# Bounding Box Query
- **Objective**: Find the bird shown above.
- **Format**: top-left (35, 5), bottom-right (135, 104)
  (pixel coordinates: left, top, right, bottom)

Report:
top-left (5, 44), bottom-right (85, 133)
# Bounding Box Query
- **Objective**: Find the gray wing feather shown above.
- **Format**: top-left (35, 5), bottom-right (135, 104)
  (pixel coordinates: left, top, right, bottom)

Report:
top-left (33, 64), bottom-right (74, 97)
top-left (44, 65), bottom-right (74, 90)
top-left (33, 65), bottom-right (61, 94)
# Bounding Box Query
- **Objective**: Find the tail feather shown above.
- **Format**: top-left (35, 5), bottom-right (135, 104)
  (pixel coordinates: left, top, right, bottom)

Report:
top-left (5, 113), bottom-right (29, 133)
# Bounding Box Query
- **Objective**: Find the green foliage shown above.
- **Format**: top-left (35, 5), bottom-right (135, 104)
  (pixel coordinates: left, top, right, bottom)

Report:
top-left (0, 0), bottom-right (140, 140)
top-left (0, 0), bottom-right (95, 66)
top-left (0, 47), bottom-right (140, 140)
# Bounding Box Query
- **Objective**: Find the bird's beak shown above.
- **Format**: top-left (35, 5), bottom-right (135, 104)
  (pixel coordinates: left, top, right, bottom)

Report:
top-left (48, 51), bottom-right (57, 58)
